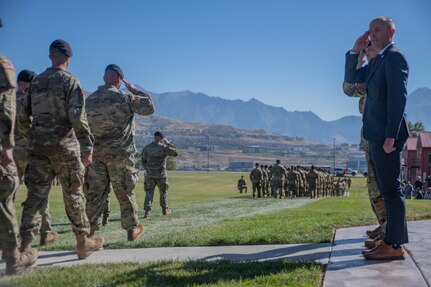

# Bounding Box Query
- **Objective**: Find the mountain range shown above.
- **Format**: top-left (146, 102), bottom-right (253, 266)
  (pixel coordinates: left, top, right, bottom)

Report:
top-left (138, 87), bottom-right (430, 144)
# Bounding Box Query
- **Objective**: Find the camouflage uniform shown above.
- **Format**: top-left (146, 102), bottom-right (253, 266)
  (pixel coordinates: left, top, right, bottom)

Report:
top-left (237, 177), bottom-right (247, 193)
top-left (343, 81), bottom-right (387, 236)
top-left (0, 53), bottom-right (20, 250)
top-left (249, 166), bottom-right (262, 198)
top-left (85, 85), bottom-right (154, 231)
top-left (18, 67), bottom-right (94, 242)
top-left (306, 168), bottom-right (318, 198)
top-left (14, 89), bottom-right (53, 237)
top-left (142, 140), bottom-right (178, 213)
top-left (271, 163), bottom-right (286, 198)
top-left (287, 168), bottom-right (298, 197)
top-left (260, 165), bottom-right (268, 196)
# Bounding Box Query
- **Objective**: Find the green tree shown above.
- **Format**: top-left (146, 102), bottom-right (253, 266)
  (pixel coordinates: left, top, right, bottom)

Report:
top-left (407, 121), bottom-right (425, 137)
top-left (166, 157), bottom-right (176, 170)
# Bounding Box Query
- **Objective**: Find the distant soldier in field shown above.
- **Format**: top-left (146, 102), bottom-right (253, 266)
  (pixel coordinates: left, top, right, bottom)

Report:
top-left (142, 131), bottom-right (179, 217)
top-left (85, 64), bottom-right (154, 241)
top-left (264, 165), bottom-right (271, 196)
top-left (249, 163), bottom-right (263, 198)
top-left (287, 166), bottom-right (298, 197)
top-left (18, 39), bottom-right (103, 259)
top-left (271, 160), bottom-right (287, 198)
top-left (260, 164), bottom-right (268, 197)
top-left (346, 177), bottom-right (352, 189)
top-left (237, 175), bottom-right (247, 193)
top-left (0, 19), bottom-right (38, 274)
top-left (15, 70), bottom-right (57, 246)
top-left (306, 166), bottom-right (319, 198)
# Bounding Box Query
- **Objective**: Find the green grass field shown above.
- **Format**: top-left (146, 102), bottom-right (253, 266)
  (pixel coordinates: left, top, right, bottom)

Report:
top-left (3, 171), bottom-right (430, 286)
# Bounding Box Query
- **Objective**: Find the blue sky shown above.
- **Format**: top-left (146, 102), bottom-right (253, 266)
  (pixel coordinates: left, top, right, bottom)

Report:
top-left (1, 0), bottom-right (430, 121)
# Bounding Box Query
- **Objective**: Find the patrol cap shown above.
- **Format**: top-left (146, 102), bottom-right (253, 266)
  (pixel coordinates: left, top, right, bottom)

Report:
top-left (17, 70), bottom-right (37, 83)
top-left (49, 39), bottom-right (73, 57)
top-left (105, 64), bottom-right (124, 78)
top-left (154, 131), bottom-right (164, 138)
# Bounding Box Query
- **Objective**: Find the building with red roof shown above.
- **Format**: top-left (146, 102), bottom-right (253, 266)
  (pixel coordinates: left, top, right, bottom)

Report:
top-left (403, 132), bottom-right (431, 185)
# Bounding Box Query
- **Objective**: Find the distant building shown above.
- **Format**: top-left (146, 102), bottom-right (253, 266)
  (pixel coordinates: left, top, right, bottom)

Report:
top-left (228, 161), bottom-right (254, 171)
top-left (403, 137), bottom-right (419, 182)
top-left (402, 132), bottom-right (431, 182)
top-left (241, 145), bottom-right (266, 153)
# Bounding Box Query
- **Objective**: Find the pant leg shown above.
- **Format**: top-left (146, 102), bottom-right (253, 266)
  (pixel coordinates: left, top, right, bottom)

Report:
top-left (366, 149), bottom-right (387, 236)
top-left (0, 163), bottom-right (20, 249)
top-left (20, 154), bottom-right (54, 241)
top-left (39, 200), bottom-right (52, 235)
top-left (84, 159), bottom-right (110, 231)
top-left (369, 140), bottom-right (408, 245)
top-left (144, 177), bottom-right (156, 212)
top-left (107, 156), bottom-right (139, 230)
top-left (54, 152), bottom-right (90, 235)
top-left (156, 178), bottom-right (169, 209)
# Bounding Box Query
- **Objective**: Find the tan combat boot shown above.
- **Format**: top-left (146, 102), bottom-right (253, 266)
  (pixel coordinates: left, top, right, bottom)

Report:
top-left (127, 223), bottom-right (145, 241)
top-left (162, 208), bottom-right (171, 216)
top-left (3, 247), bottom-right (38, 275)
top-left (75, 234), bottom-right (104, 260)
top-left (40, 230), bottom-right (58, 246)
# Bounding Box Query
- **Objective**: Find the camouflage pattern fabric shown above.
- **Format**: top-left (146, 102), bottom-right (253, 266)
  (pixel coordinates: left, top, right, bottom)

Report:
top-left (0, 53), bottom-right (20, 249)
top-left (249, 167), bottom-right (262, 198)
top-left (142, 141), bottom-right (178, 211)
top-left (18, 67), bottom-right (93, 241)
top-left (85, 155), bottom-right (138, 231)
top-left (306, 169), bottom-right (318, 198)
top-left (271, 163), bottom-right (286, 198)
top-left (85, 84), bottom-right (154, 231)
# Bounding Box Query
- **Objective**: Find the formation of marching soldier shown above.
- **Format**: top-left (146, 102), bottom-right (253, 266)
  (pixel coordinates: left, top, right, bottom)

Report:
top-left (240, 160), bottom-right (351, 199)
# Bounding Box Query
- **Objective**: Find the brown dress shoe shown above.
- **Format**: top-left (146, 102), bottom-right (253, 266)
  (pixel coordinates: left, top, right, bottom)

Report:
top-left (362, 239), bottom-right (384, 254)
top-left (363, 243), bottom-right (405, 260)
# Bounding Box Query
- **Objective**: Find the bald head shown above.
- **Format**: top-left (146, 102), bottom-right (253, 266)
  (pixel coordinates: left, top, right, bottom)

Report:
top-left (369, 16), bottom-right (396, 51)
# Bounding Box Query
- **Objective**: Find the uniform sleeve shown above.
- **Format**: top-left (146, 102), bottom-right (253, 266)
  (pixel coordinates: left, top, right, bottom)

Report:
top-left (66, 77), bottom-right (94, 156)
top-left (17, 89), bottom-right (32, 140)
top-left (0, 89), bottom-right (16, 148)
top-left (342, 82), bottom-right (366, 98)
top-left (141, 147), bottom-right (148, 166)
top-left (0, 60), bottom-right (17, 148)
top-left (131, 90), bottom-right (155, 116)
top-left (164, 144), bottom-right (179, 157)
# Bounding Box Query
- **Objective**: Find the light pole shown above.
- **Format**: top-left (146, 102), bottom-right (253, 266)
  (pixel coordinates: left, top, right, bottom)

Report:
top-left (207, 135), bottom-right (210, 172)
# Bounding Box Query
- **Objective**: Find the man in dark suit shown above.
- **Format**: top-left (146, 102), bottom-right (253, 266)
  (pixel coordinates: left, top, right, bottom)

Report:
top-left (345, 16), bottom-right (409, 260)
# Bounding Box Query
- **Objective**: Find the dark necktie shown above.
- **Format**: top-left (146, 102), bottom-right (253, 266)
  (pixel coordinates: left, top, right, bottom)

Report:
top-left (370, 54), bottom-right (382, 68)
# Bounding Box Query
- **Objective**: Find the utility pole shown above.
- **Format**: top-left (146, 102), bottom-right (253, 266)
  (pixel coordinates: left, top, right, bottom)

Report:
top-left (333, 138), bottom-right (336, 174)
top-left (207, 135), bottom-right (210, 172)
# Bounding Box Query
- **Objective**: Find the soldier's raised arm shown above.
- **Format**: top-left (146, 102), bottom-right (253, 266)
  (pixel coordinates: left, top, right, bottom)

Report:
top-left (65, 77), bottom-right (94, 157)
top-left (163, 138), bottom-right (179, 157)
top-left (123, 80), bottom-right (155, 116)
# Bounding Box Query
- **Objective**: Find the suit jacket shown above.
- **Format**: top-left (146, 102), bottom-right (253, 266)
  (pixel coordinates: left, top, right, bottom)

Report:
top-left (344, 44), bottom-right (409, 141)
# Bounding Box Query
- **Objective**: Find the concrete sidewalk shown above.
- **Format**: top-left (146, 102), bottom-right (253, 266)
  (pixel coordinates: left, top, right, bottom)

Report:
top-left (323, 220), bottom-right (431, 287)
top-left (0, 243), bottom-right (331, 269)
top-left (1, 220), bottom-right (429, 287)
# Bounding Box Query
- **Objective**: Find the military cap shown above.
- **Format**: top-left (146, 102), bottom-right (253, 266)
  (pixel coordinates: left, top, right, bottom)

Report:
top-left (154, 131), bottom-right (164, 138)
top-left (49, 39), bottom-right (73, 57)
top-left (105, 64), bottom-right (124, 78)
top-left (17, 70), bottom-right (37, 83)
